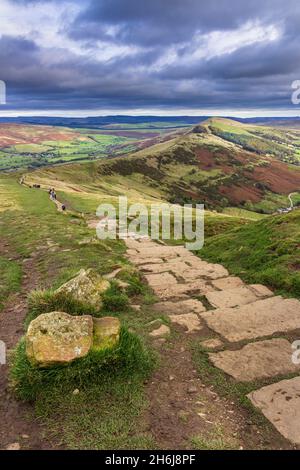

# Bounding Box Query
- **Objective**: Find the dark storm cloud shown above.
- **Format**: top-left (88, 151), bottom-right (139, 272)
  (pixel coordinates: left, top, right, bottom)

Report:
top-left (1, 0), bottom-right (300, 112)
top-left (69, 0), bottom-right (288, 45)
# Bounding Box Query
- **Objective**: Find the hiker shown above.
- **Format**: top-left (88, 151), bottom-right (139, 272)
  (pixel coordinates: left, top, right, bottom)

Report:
top-left (61, 204), bottom-right (66, 211)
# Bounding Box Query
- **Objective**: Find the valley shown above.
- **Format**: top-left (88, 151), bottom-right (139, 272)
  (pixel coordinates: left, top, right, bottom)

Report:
top-left (0, 116), bottom-right (300, 451)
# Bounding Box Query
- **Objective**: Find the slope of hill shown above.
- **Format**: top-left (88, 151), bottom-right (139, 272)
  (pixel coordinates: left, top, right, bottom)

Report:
top-left (200, 209), bottom-right (300, 299)
top-left (26, 121), bottom-right (300, 213)
top-left (206, 117), bottom-right (300, 165)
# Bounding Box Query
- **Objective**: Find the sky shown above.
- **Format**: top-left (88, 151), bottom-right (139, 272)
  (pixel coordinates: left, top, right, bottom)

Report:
top-left (0, 0), bottom-right (300, 116)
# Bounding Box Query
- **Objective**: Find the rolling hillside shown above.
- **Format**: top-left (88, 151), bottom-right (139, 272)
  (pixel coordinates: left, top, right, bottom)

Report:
top-left (25, 118), bottom-right (300, 214)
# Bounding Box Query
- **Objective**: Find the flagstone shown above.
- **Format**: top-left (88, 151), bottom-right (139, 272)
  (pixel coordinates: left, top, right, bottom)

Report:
top-left (168, 313), bottom-right (203, 333)
top-left (248, 377), bottom-right (300, 445)
top-left (153, 298), bottom-right (206, 315)
top-left (201, 296), bottom-right (300, 343)
top-left (209, 339), bottom-right (300, 381)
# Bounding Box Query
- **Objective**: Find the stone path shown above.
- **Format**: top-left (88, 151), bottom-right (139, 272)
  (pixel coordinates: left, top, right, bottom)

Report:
top-left (125, 236), bottom-right (300, 446)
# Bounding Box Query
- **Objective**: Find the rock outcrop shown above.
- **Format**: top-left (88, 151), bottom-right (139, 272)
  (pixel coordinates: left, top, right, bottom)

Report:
top-left (26, 311), bottom-right (93, 367)
top-left (26, 311), bottom-right (121, 367)
top-left (56, 269), bottom-right (110, 310)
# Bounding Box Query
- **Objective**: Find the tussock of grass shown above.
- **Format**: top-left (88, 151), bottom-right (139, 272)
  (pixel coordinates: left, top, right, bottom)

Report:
top-left (25, 289), bottom-right (99, 328)
top-left (102, 281), bottom-right (130, 312)
top-left (11, 327), bottom-right (154, 403)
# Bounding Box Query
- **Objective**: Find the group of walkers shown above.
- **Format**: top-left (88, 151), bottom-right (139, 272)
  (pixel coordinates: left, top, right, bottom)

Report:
top-left (48, 187), bottom-right (66, 211)
top-left (49, 188), bottom-right (57, 200)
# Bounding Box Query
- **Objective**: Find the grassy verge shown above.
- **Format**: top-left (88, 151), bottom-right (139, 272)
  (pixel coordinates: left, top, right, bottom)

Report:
top-left (199, 210), bottom-right (300, 299)
top-left (0, 256), bottom-right (22, 310)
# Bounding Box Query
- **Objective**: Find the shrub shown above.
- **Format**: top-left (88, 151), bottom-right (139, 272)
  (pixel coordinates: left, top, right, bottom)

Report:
top-left (11, 327), bottom-right (154, 402)
top-left (26, 289), bottom-right (99, 328)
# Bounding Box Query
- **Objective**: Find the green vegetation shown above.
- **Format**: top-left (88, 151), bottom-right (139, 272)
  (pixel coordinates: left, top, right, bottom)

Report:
top-left (0, 131), bottom-right (137, 171)
top-left (25, 289), bottom-right (99, 327)
top-left (0, 256), bottom-right (22, 310)
top-left (200, 210), bottom-right (300, 298)
top-left (208, 117), bottom-right (300, 165)
top-left (11, 327), bottom-right (155, 449)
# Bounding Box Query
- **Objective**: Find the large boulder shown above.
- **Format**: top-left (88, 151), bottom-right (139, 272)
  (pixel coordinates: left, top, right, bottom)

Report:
top-left (92, 316), bottom-right (121, 351)
top-left (26, 311), bottom-right (93, 367)
top-left (57, 269), bottom-right (110, 310)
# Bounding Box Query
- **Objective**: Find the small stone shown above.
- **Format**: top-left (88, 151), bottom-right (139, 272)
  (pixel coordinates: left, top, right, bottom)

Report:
top-left (131, 304), bottom-right (141, 311)
top-left (6, 443), bottom-right (20, 450)
top-left (168, 313), bottom-right (202, 333)
top-left (149, 324), bottom-right (170, 338)
top-left (21, 434), bottom-right (29, 439)
top-left (169, 375), bottom-right (175, 381)
top-left (57, 268), bottom-right (110, 310)
top-left (72, 389), bottom-right (80, 395)
top-left (92, 316), bottom-right (121, 351)
top-left (187, 386), bottom-right (198, 394)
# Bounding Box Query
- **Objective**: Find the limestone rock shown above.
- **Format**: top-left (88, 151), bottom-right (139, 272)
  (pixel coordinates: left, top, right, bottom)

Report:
top-left (57, 269), bottom-right (110, 309)
top-left (248, 377), bottom-right (300, 445)
top-left (92, 316), bottom-right (121, 351)
top-left (209, 339), bottom-right (300, 381)
top-left (26, 312), bottom-right (93, 367)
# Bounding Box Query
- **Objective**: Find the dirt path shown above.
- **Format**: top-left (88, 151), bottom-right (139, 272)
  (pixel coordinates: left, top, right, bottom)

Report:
top-left (125, 236), bottom-right (300, 449)
top-left (0, 241), bottom-right (58, 450)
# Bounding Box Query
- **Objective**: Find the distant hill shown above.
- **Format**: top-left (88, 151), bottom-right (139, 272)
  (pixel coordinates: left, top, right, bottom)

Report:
top-left (28, 118), bottom-right (300, 213)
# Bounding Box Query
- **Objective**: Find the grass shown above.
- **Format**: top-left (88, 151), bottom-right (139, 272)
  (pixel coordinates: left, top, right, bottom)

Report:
top-left (199, 210), bottom-right (300, 299)
top-left (0, 256), bottom-right (22, 310)
top-left (190, 424), bottom-right (239, 450)
top-left (25, 289), bottom-right (100, 328)
top-left (10, 327), bottom-right (156, 449)
top-left (101, 281), bottom-right (130, 312)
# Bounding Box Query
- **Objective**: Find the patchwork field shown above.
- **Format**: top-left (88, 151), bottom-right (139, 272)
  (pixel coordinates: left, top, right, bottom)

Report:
top-left (0, 122), bottom-right (187, 171)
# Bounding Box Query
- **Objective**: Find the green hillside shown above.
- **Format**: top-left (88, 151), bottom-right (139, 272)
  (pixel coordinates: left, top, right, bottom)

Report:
top-left (200, 209), bottom-right (300, 299)
top-left (206, 117), bottom-right (300, 165)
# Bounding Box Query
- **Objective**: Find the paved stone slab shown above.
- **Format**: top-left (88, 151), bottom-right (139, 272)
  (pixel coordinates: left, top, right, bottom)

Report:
top-left (205, 286), bottom-right (266, 309)
top-left (153, 299), bottom-right (206, 315)
top-left (248, 377), bottom-right (300, 445)
top-left (209, 339), bottom-right (300, 381)
top-left (183, 258), bottom-right (229, 279)
top-left (201, 296), bottom-right (300, 343)
top-left (154, 279), bottom-right (216, 300)
top-left (212, 276), bottom-right (244, 290)
top-left (168, 313), bottom-right (203, 333)
top-left (127, 257), bottom-right (164, 265)
top-left (124, 238), bottom-right (144, 250)
top-left (250, 284), bottom-right (274, 297)
top-left (140, 260), bottom-right (189, 275)
top-left (145, 272), bottom-right (177, 288)
top-left (136, 246), bottom-right (180, 259)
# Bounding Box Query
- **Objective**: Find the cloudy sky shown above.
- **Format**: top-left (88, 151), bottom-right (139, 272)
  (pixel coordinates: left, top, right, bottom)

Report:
top-left (0, 0), bottom-right (300, 116)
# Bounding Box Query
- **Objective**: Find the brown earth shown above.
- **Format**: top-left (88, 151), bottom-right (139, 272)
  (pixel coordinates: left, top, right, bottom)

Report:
top-left (0, 239), bottom-right (60, 450)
